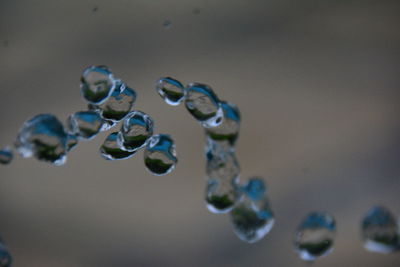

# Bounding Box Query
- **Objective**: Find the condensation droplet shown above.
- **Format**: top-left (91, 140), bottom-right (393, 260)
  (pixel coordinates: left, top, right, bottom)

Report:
top-left (95, 80), bottom-right (137, 121)
top-left (156, 77), bottom-right (186, 106)
top-left (294, 212), bottom-right (336, 261)
top-left (15, 114), bottom-right (68, 165)
top-left (118, 111), bottom-right (154, 152)
top-left (144, 134), bottom-right (177, 175)
top-left (0, 241), bottom-right (12, 267)
top-left (67, 111), bottom-right (104, 140)
top-left (205, 101), bottom-right (240, 145)
top-left (80, 65), bottom-right (116, 104)
top-left (362, 206), bottom-right (400, 254)
top-left (0, 147), bottom-right (13, 165)
top-left (185, 83), bottom-right (222, 127)
top-left (100, 132), bottom-right (136, 161)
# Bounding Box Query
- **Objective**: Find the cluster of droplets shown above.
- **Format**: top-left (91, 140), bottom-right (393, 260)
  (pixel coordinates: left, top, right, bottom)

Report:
top-left (3, 66), bottom-right (177, 176)
top-left (156, 77), bottom-right (275, 243)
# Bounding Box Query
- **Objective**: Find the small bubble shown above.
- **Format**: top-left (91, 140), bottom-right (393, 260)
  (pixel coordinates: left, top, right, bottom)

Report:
top-left (15, 114), bottom-right (68, 165)
top-left (144, 134), bottom-right (177, 175)
top-left (80, 65), bottom-right (116, 104)
top-left (0, 147), bottom-right (13, 165)
top-left (118, 111), bottom-right (154, 152)
top-left (67, 111), bottom-right (104, 140)
top-left (100, 132), bottom-right (136, 160)
top-left (156, 77), bottom-right (186, 106)
top-left (185, 83), bottom-right (222, 127)
top-left (0, 241), bottom-right (12, 267)
top-left (362, 206), bottom-right (400, 254)
top-left (163, 20), bottom-right (172, 29)
top-left (294, 212), bottom-right (336, 261)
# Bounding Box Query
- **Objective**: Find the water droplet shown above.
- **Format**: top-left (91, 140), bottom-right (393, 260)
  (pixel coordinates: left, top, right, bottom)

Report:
top-left (0, 147), bottom-right (13, 165)
top-left (15, 114), bottom-right (68, 165)
top-left (118, 111), bottom-right (154, 152)
top-left (95, 80), bottom-right (137, 121)
top-left (156, 77), bottom-right (186, 106)
top-left (0, 242), bottom-right (12, 267)
top-left (163, 20), bottom-right (172, 29)
top-left (362, 206), bottom-right (400, 254)
top-left (80, 65), bottom-right (116, 104)
top-left (100, 119), bottom-right (117, 132)
top-left (205, 101), bottom-right (240, 146)
top-left (185, 83), bottom-right (222, 127)
top-left (67, 111), bottom-right (104, 140)
top-left (230, 191), bottom-right (274, 243)
top-left (100, 132), bottom-right (136, 161)
top-left (144, 134), bottom-right (177, 175)
top-left (294, 212), bottom-right (336, 261)
top-left (205, 140), bottom-right (241, 213)
top-left (66, 134), bottom-right (78, 152)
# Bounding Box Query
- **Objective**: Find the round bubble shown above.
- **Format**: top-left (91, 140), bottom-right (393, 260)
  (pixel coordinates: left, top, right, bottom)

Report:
top-left (67, 111), bottom-right (104, 140)
top-left (100, 132), bottom-right (136, 160)
top-left (156, 77), bottom-right (186, 106)
top-left (81, 65), bottom-right (116, 104)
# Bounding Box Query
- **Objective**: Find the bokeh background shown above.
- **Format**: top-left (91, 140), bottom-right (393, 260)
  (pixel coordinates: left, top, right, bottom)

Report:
top-left (1, 0), bottom-right (400, 266)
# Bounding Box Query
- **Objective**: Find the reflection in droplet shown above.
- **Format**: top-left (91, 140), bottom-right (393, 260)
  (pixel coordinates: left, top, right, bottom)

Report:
top-left (0, 147), bottom-right (13, 165)
top-left (66, 134), bottom-right (78, 152)
top-left (15, 114), bottom-right (68, 165)
top-left (144, 134), bottom-right (177, 175)
top-left (185, 83), bottom-right (222, 128)
top-left (294, 212), bottom-right (336, 261)
top-left (100, 132), bottom-right (136, 161)
top-left (156, 77), bottom-right (186, 106)
top-left (80, 65), bottom-right (116, 104)
top-left (67, 111), bottom-right (104, 140)
top-left (362, 206), bottom-right (400, 254)
top-left (118, 111), bottom-right (154, 152)
top-left (0, 241), bottom-right (12, 267)
top-left (205, 101), bottom-right (240, 145)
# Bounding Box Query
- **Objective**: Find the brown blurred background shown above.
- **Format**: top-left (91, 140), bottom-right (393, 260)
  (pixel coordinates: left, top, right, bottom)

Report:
top-left (1, 0), bottom-right (400, 266)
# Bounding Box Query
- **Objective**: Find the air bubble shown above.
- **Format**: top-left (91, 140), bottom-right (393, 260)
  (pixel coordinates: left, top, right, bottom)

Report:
top-left (362, 206), bottom-right (400, 254)
top-left (81, 65), bottom-right (116, 104)
top-left (144, 134), bottom-right (177, 175)
top-left (0, 241), bottom-right (12, 267)
top-left (118, 111), bottom-right (154, 152)
top-left (15, 114), bottom-right (68, 165)
top-left (205, 101), bottom-right (240, 145)
top-left (294, 212), bottom-right (336, 261)
top-left (100, 132), bottom-right (136, 160)
top-left (185, 83), bottom-right (222, 127)
top-left (0, 147), bottom-right (13, 165)
top-left (156, 77), bottom-right (186, 106)
top-left (67, 111), bottom-right (104, 140)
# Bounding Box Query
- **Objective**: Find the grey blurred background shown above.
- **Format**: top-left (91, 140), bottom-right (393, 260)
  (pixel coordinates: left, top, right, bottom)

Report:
top-left (1, 0), bottom-right (400, 266)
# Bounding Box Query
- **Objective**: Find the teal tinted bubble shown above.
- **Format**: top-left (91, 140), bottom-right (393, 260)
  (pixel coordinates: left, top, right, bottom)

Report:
top-left (15, 114), bottom-right (68, 165)
top-left (118, 111), bottom-right (154, 152)
top-left (230, 196), bottom-right (274, 243)
top-left (67, 111), bottom-right (104, 140)
top-left (0, 242), bottom-right (12, 267)
top-left (243, 177), bottom-right (266, 202)
top-left (156, 77), bottom-right (186, 106)
top-left (0, 147), bottom-right (13, 165)
top-left (100, 132), bottom-right (136, 160)
top-left (185, 83), bottom-right (223, 127)
top-left (294, 212), bottom-right (336, 261)
top-left (362, 206), bottom-right (400, 254)
top-left (81, 65), bottom-right (116, 104)
top-left (205, 101), bottom-right (240, 145)
top-left (144, 134), bottom-right (177, 175)
top-left (96, 80), bottom-right (137, 121)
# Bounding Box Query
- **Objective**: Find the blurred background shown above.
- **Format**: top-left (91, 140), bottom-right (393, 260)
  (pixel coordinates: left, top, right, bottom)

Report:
top-left (1, 0), bottom-right (400, 266)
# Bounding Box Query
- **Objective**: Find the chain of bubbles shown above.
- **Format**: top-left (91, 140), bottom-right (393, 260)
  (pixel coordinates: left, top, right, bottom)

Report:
top-left (0, 67), bottom-right (399, 266)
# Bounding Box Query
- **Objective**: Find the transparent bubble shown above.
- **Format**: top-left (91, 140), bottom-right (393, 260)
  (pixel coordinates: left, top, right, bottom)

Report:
top-left (80, 65), bottom-right (116, 104)
top-left (184, 83), bottom-right (222, 127)
top-left (156, 77), bottom-right (186, 106)
top-left (95, 80), bottom-right (137, 121)
top-left (294, 212), bottom-right (336, 261)
top-left (0, 147), bottom-right (13, 165)
top-left (67, 111), bottom-right (104, 140)
top-left (230, 195), bottom-right (274, 243)
top-left (15, 114), bottom-right (68, 166)
top-left (144, 134), bottom-right (177, 175)
top-left (362, 206), bottom-right (400, 254)
top-left (66, 134), bottom-right (78, 152)
top-left (205, 101), bottom-right (240, 146)
top-left (118, 111), bottom-right (154, 152)
top-left (0, 242), bottom-right (12, 267)
top-left (100, 132), bottom-right (136, 161)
